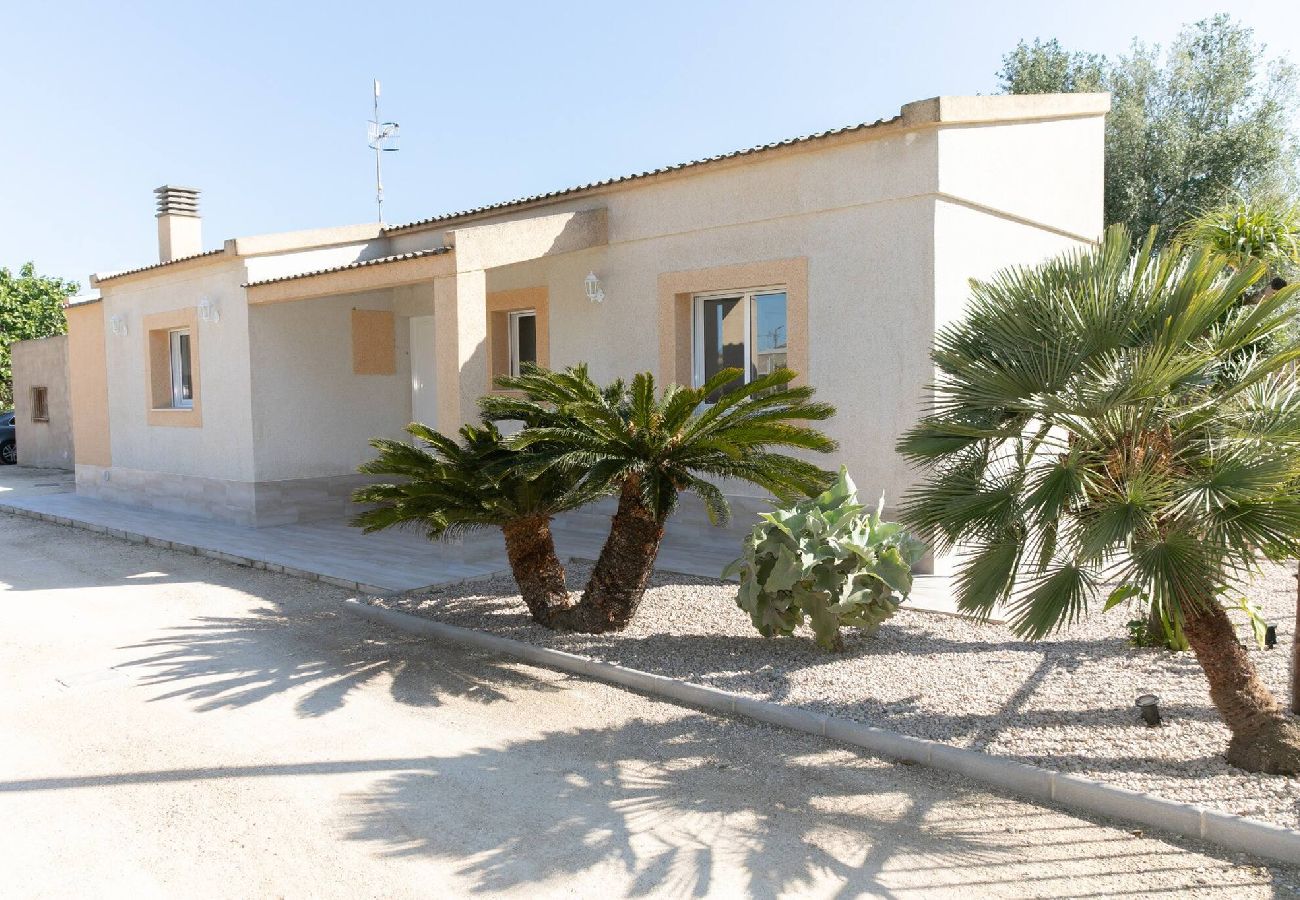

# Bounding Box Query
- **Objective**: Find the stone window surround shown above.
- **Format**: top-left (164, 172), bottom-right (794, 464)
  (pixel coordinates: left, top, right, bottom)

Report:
top-left (486, 286), bottom-right (550, 391)
top-left (658, 257), bottom-right (809, 388)
top-left (143, 307), bottom-right (203, 428)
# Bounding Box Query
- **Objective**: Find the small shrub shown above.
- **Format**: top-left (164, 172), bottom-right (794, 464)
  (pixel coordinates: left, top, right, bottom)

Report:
top-left (724, 469), bottom-right (927, 650)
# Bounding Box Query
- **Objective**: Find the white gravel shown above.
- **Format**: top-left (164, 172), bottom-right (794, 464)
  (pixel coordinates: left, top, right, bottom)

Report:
top-left (376, 558), bottom-right (1300, 831)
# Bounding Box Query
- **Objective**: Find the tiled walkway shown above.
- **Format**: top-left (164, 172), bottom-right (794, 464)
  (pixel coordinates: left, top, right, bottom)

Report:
top-left (0, 467), bottom-right (972, 615)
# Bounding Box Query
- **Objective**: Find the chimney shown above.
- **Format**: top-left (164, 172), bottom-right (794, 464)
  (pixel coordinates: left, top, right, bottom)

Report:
top-left (154, 185), bottom-right (202, 262)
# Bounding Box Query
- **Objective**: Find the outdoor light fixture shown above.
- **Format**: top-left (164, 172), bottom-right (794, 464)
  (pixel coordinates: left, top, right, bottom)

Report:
top-left (1135, 694), bottom-right (1162, 727)
top-left (1266, 625), bottom-right (1278, 649)
top-left (584, 271), bottom-right (605, 304)
top-left (197, 296), bottom-right (220, 324)
top-left (109, 314), bottom-right (128, 337)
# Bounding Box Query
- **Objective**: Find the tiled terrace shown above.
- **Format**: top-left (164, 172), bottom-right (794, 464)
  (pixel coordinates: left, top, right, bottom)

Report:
top-left (0, 467), bottom-right (968, 615)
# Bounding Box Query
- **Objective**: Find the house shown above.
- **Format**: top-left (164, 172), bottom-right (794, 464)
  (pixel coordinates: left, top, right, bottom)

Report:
top-left (64, 92), bottom-right (1109, 543)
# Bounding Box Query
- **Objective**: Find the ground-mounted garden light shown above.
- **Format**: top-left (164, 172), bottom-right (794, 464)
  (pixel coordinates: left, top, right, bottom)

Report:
top-left (584, 271), bottom-right (605, 304)
top-left (1135, 694), bottom-right (1161, 727)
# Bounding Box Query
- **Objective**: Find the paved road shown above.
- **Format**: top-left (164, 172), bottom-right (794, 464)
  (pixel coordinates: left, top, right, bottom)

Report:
top-left (1, 513), bottom-right (1294, 898)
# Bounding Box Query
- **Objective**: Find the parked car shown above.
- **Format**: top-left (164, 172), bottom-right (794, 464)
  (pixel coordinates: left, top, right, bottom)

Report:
top-left (1, 410), bottom-right (15, 464)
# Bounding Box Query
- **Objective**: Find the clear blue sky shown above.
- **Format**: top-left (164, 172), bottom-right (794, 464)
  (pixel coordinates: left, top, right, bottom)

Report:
top-left (3, 0), bottom-right (1298, 287)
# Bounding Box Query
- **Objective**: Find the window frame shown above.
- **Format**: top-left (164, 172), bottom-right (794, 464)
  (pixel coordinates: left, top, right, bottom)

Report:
top-left (691, 284), bottom-right (789, 392)
top-left (30, 386), bottom-right (49, 423)
top-left (168, 328), bottom-right (193, 410)
top-left (507, 309), bottom-right (537, 378)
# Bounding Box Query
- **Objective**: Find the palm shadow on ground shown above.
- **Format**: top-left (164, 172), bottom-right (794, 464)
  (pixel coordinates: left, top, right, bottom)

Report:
top-left (120, 604), bottom-right (564, 717)
top-left (340, 713), bottom-right (1273, 898)
top-left (95, 572), bottom-right (1281, 896)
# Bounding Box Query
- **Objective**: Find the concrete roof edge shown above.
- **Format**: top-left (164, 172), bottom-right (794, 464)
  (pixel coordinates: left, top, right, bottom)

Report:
top-left (228, 222), bottom-right (386, 257)
top-left (902, 93), bottom-right (1112, 126)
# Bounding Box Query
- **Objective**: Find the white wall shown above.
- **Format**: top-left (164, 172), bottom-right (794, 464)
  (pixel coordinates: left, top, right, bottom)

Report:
top-left (100, 261), bottom-right (255, 482)
top-left (247, 290), bottom-right (412, 481)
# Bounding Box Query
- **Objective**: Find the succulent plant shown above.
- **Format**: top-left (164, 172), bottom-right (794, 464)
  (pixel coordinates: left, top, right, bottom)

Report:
top-left (724, 468), bottom-right (927, 650)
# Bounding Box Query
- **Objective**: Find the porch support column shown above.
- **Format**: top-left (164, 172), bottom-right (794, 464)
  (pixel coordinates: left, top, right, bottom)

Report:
top-left (433, 269), bottom-right (488, 433)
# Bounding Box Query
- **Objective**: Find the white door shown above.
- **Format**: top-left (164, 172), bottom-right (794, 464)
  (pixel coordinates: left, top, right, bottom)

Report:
top-left (409, 316), bottom-right (438, 429)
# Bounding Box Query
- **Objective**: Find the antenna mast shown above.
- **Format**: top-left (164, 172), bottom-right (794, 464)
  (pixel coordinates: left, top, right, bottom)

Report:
top-left (367, 79), bottom-right (400, 222)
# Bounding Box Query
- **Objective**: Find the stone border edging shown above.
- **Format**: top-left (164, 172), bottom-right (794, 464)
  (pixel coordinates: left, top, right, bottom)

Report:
top-left (343, 598), bottom-right (1300, 867)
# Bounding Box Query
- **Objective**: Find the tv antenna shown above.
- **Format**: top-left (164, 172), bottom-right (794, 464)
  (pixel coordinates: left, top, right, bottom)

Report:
top-left (367, 79), bottom-right (400, 222)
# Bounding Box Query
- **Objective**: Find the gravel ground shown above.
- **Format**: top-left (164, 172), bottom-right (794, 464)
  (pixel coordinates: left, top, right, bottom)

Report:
top-left (377, 559), bottom-right (1300, 831)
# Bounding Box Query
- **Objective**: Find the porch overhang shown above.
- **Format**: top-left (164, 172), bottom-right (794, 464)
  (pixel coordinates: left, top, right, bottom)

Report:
top-left (244, 248), bottom-right (456, 304)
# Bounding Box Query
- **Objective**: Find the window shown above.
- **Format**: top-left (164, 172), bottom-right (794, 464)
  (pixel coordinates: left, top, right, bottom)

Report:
top-left (693, 289), bottom-right (788, 401)
top-left (30, 387), bottom-right (49, 422)
top-left (169, 329), bottom-right (193, 409)
top-left (508, 309), bottom-right (537, 377)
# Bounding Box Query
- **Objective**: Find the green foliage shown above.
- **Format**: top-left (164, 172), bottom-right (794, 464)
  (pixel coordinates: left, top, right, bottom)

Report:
top-left (1182, 195), bottom-right (1300, 280)
top-left (0, 263), bottom-right (77, 407)
top-left (898, 223), bottom-right (1300, 640)
top-left (998, 15), bottom-right (1300, 240)
top-left (481, 364), bottom-right (838, 526)
top-left (724, 468), bottom-right (926, 650)
top-left (1235, 595), bottom-right (1272, 650)
top-left (997, 38), bottom-right (1105, 94)
top-left (351, 420), bottom-right (601, 538)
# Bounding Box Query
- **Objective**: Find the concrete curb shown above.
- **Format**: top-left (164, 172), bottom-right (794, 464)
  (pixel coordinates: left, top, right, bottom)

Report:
top-left (0, 502), bottom-right (511, 598)
top-left (344, 598), bottom-right (1300, 867)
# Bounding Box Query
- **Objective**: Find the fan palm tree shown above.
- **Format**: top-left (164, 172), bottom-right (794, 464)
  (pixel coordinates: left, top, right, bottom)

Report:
top-left (352, 421), bottom-right (601, 625)
top-left (482, 365), bottom-right (838, 632)
top-left (898, 224), bottom-right (1300, 774)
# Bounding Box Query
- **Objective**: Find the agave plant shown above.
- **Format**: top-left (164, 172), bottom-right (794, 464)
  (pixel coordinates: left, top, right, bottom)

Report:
top-left (352, 421), bottom-right (601, 625)
top-left (725, 468), bottom-right (926, 650)
top-left (482, 364), bottom-right (838, 633)
top-left (898, 224), bottom-right (1300, 774)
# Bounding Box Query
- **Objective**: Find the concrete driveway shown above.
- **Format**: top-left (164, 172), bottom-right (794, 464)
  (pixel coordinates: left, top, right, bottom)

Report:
top-left (1, 513), bottom-right (1293, 898)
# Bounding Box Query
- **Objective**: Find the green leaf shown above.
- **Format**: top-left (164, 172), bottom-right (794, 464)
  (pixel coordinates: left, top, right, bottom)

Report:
top-left (1103, 584), bottom-right (1143, 612)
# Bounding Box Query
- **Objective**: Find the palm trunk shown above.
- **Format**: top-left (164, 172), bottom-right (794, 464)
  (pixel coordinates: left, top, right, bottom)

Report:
top-left (500, 515), bottom-right (571, 627)
top-left (1182, 597), bottom-right (1300, 774)
top-left (552, 478), bottom-right (666, 633)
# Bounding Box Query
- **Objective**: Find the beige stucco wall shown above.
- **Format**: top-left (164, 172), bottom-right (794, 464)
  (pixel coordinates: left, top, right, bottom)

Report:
top-left (11, 335), bottom-right (74, 469)
top-left (247, 290), bottom-right (413, 482)
top-left (69, 93), bottom-right (1105, 529)
top-left (66, 302), bottom-right (111, 469)
top-left (442, 102), bottom-right (1104, 510)
top-left (98, 259), bottom-right (255, 483)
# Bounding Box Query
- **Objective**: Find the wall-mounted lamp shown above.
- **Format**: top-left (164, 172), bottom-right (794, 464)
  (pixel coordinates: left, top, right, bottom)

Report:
top-left (109, 315), bottom-right (128, 337)
top-left (584, 271), bottom-right (605, 304)
top-left (198, 297), bottom-right (221, 324)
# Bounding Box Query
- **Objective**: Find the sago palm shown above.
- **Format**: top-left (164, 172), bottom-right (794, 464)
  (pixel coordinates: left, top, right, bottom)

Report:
top-left (483, 364), bottom-right (837, 632)
top-left (898, 224), bottom-right (1300, 774)
top-left (352, 421), bottom-right (600, 625)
